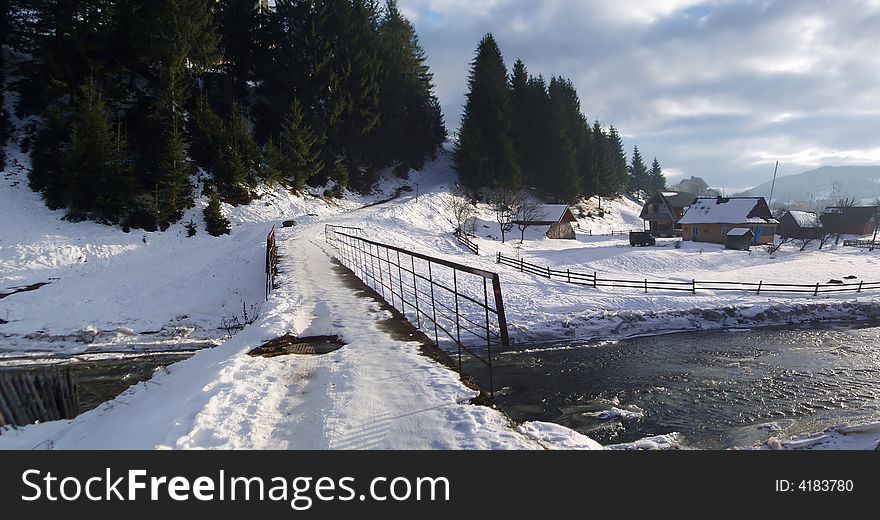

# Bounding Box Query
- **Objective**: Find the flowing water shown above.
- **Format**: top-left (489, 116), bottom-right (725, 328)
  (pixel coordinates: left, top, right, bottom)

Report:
top-left (466, 323), bottom-right (880, 448)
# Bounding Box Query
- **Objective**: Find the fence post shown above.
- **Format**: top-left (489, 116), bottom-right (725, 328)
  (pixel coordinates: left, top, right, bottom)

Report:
top-left (397, 250), bottom-right (404, 317)
top-left (593, 271), bottom-right (597, 289)
top-left (692, 279), bottom-right (696, 294)
top-left (644, 278), bottom-right (648, 293)
top-left (814, 282), bottom-right (820, 296)
top-left (520, 257), bottom-right (524, 272)
top-left (757, 281), bottom-right (762, 295)
top-left (567, 269), bottom-right (571, 283)
top-left (858, 281), bottom-right (863, 293)
top-left (492, 274), bottom-right (510, 348)
top-left (496, 252), bottom-right (500, 263)
top-left (454, 270), bottom-right (462, 373)
top-left (547, 265), bottom-right (551, 279)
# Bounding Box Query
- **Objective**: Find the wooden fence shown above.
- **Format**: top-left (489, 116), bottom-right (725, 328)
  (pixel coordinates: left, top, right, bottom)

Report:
top-left (843, 239), bottom-right (878, 249)
top-left (453, 229), bottom-right (479, 255)
top-left (0, 367), bottom-right (79, 428)
top-left (496, 253), bottom-right (880, 296)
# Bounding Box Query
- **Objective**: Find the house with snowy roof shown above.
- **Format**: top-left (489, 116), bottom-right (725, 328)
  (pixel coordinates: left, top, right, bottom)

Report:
top-left (513, 204), bottom-right (577, 239)
top-left (778, 211), bottom-right (824, 239)
top-left (819, 206), bottom-right (879, 236)
top-left (639, 191), bottom-right (696, 237)
top-left (678, 196), bottom-right (778, 245)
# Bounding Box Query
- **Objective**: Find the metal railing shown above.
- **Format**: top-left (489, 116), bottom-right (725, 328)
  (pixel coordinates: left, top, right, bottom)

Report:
top-left (453, 228), bottom-right (479, 255)
top-left (266, 226), bottom-right (278, 300)
top-left (326, 227), bottom-right (509, 397)
top-left (497, 253), bottom-right (880, 296)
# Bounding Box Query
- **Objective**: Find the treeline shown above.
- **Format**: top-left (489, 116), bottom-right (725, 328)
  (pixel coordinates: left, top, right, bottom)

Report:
top-left (0, 0), bottom-right (445, 231)
top-left (455, 34), bottom-right (665, 203)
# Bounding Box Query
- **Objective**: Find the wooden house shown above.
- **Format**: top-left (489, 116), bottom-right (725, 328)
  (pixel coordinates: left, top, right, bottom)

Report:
top-left (514, 204), bottom-right (577, 240)
top-left (778, 211), bottom-right (824, 239)
top-left (819, 206), bottom-right (879, 236)
top-left (678, 197), bottom-right (778, 245)
top-left (639, 191), bottom-right (696, 237)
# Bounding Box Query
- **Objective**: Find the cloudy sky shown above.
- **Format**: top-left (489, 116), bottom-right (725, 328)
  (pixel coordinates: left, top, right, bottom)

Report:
top-left (398, 0), bottom-right (880, 192)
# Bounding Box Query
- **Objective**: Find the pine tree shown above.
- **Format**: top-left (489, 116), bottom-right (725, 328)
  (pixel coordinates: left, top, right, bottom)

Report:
top-left (204, 191), bottom-right (231, 236)
top-left (628, 145), bottom-right (649, 195)
top-left (263, 137), bottom-right (286, 186)
top-left (214, 0), bottom-right (260, 97)
top-left (649, 157), bottom-right (667, 192)
top-left (546, 77), bottom-right (585, 202)
top-left (279, 98), bottom-right (325, 192)
top-left (598, 125), bottom-right (627, 197)
top-left (454, 34), bottom-right (520, 192)
top-left (372, 0), bottom-right (445, 173)
top-left (155, 105), bottom-right (191, 230)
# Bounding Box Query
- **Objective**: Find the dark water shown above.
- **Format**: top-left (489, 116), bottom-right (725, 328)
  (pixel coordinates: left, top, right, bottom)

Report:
top-left (465, 323), bottom-right (880, 449)
top-left (1, 353), bottom-right (193, 414)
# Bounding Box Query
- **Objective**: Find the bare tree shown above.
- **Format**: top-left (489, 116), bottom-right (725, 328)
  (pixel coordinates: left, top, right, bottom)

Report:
top-left (445, 184), bottom-right (475, 233)
top-left (793, 236), bottom-right (818, 251)
top-left (515, 198), bottom-right (545, 244)
top-left (871, 198), bottom-right (880, 251)
top-left (767, 236), bottom-right (792, 255)
top-left (831, 196), bottom-right (857, 246)
top-left (488, 186), bottom-right (525, 244)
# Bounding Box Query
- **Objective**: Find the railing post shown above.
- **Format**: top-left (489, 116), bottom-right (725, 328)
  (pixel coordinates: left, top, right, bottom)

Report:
top-left (428, 262), bottom-right (440, 347)
top-left (858, 281), bottom-right (863, 293)
top-left (644, 278), bottom-right (648, 293)
top-left (411, 255), bottom-right (421, 329)
top-left (692, 279), bottom-right (696, 294)
top-left (496, 252), bottom-right (501, 263)
top-left (397, 250), bottom-right (405, 317)
top-left (484, 277), bottom-right (494, 399)
top-left (547, 265), bottom-right (551, 279)
top-left (567, 269), bottom-right (571, 283)
top-left (454, 270), bottom-right (462, 373)
top-left (520, 257), bottom-right (524, 272)
top-left (386, 247), bottom-right (395, 309)
top-left (594, 271), bottom-right (597, 289)
top-left (492, 273), bottom-right (510, 348)
top-left (814, 282), bottom-right (820, 296)
top-left (757, 281), bottom-right (762, 295)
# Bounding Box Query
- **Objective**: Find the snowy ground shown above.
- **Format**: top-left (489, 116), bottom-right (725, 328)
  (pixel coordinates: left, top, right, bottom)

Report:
top-left (3, 135), bottom-right (879, 449)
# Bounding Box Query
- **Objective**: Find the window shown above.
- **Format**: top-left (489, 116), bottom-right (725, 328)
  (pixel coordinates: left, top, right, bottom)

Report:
top-left (693, 226), bottom-right (700, 237)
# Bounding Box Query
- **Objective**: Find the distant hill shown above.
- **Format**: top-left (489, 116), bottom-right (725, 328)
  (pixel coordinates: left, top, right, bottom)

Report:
top-left (736, 166), bottom-right (880, 206)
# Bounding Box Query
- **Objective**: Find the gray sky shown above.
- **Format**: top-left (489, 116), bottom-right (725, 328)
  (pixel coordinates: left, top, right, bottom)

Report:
top-left (398, 0), bottom-right (880, 192)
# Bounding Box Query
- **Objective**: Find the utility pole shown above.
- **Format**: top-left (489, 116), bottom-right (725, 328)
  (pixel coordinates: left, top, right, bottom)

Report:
top-left (768, 161), bottom-right (779, 208)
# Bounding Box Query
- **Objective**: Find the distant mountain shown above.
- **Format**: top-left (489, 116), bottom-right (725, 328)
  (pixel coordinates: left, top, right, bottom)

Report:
top-left (736, 166), bottom-right (880, 207)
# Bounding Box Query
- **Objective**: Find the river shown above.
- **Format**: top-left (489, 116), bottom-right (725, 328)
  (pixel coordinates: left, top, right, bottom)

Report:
top-left (465, 322), bottom-right (880, 449)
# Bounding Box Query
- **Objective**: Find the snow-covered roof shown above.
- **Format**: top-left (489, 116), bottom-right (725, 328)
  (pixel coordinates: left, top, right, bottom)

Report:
top-left (678, 197), bottom-right (777, 225)
top-left (536, 204), bottom-right (571, 223)
top-left (726, 228), bottom-right (753, 236)
top-left (786, 211), bottom-right (822, 228)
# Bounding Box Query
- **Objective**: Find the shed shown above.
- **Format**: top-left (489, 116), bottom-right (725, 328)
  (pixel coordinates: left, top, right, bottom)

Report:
top-left (725, 228), bottom-right (754, 251)
top-left (778, 211), bottom-right (823, 239)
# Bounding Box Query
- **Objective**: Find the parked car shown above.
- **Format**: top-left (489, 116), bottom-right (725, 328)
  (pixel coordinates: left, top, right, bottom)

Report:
top-left (629, 231), bottom-right (656, 247)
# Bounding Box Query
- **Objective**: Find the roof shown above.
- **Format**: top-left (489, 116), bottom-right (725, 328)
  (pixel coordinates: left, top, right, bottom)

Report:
top-left (660, 191), bottom-right (697, 208)
top-left (516, 204), bottom-right (574, 225)
top-left (726, 228), bottom-right (753, 236)
top-left (785, 211), bottom-right (822, 228)
top-left (678, 197), bottom-right (778, 225)
top-left (821, 206), bottom-right (878, 222)
top-left (535, 204), bottom-right (571, 223)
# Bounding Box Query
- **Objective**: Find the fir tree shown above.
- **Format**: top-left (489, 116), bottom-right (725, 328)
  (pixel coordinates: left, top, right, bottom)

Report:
top-left (649, 157), bottom-right (667, 192)
top-left (598, 125), bottom-right (628, 197)
top-left (372, 0), bottom-right (445, 173)
top-left (454, 33), bottom-right (520, 192)
top-left (214, 0), bottom-right (260, 97)
top-left (279, 98), bottom-right (325, 192)
top-left (204, 191), bottom-right (231, 236)
top-left (628, 145), bottom-right (649, 195)
top-left (546, 77), bottom-right (585, 202)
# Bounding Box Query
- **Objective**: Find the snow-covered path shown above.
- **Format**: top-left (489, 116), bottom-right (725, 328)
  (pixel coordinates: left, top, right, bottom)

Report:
top-left (0, 219), bottom-right (601, 449)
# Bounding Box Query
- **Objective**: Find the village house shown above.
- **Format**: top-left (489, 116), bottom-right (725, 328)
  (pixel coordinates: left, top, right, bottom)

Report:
top-left (639, 191), bottom-right (696, 237)
top-left (514, 204), bottom-right (577, 239)
top-left (678, 196), bottom-right (778, 245)
top-left (778, 210), bottom-right (824, 239)
top-left (819, 206), bottom-right (879, 236)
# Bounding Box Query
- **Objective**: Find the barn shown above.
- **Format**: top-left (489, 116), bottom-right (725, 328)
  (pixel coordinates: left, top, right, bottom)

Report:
top-left (513, 204), bottom-right (577, 240)
top-left (778, 211), bottom-right (824, 239)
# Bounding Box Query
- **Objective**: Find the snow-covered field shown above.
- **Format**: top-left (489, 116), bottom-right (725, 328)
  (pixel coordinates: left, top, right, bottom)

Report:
top-left (2, 136), bottom-right (879, 449)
